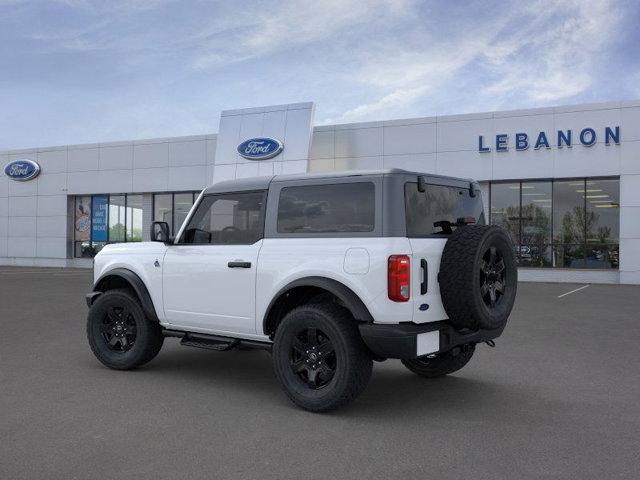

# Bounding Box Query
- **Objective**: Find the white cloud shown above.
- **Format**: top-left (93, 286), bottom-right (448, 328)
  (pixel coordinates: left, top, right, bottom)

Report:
top-left (337, 36), bottom-right (493, 121)
top-left (0, 0), bottom-right (634, 149)
top-left (339, 85), bottom-right (429, 121)
top-left (191, 0), bottom-right (413, 69)
top-left (335, 0), bottom-right (625, 122)
top-left (482, 0), bottom-right (621, 105)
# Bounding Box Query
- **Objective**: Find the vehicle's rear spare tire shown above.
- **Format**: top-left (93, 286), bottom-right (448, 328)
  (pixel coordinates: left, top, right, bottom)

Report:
top-left (438, 225), bottom-right (517, 331)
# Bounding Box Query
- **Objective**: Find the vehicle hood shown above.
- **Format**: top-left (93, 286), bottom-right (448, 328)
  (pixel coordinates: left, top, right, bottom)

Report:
top-left (93, 242), bottom-right (169, 284)
top-left (97, 242), bottom-right (169, 256)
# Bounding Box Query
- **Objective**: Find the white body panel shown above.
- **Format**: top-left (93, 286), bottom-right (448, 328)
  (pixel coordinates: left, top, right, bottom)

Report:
top-left (93, 235), bottom-right (450, 341)
top-left (257, 237), bottom-right (408, 329)
top-left (93, 242), bottom-right (167, 320)
top-left (161, 241), bottom-right (262, 335)
top-left (408, 238), bottom-right (449, 322)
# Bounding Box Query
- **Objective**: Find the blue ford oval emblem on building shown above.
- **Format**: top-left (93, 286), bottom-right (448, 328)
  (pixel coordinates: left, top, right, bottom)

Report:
top-left (4, 159), bottom-right (41, 181)
top-left (237, 137), bottom-right (283, 160)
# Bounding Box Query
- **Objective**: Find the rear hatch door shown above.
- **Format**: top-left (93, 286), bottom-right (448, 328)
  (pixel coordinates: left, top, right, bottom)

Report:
top-left (404, 179), bottom-right (485, 323)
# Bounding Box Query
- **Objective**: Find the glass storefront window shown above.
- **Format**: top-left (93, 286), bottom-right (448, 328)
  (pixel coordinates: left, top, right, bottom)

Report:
top-left (520, 181), bottom-right (552, 267)
top-left (74, 196), bottom-right (92, 257)
top-left (152, 191), bottom-right (199, 235)
top-left (554, 243), bottom-right (586, 268)
top-left (585, 179), bottom-right (619, 244)
top-left (109, 195), bottom-right (126, 243)
top-left (154, 193), bottom-right (173, 232)
top-left (585, 179), bottom-right (619, 269)
top-left (174, 193), bottom-right (195, 234)
top-left (490, 178), bottom-right (620, 270)
top-left (74, 193), bottom-right (148, 257)
top-left (553, 180), bottom-right (586, 245)
top-left (490, 183), bottom-right (520, 245)
top-left (126, 195), bottom-right (143, 242)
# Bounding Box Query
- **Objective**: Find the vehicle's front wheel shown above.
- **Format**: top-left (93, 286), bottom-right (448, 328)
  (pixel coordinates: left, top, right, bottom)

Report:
top-left (87, 289), bottom-right (164, 370)
top-left (272, 304), bottom-right (372, 412)
top-left (401, 344), bottom-right (475, 378)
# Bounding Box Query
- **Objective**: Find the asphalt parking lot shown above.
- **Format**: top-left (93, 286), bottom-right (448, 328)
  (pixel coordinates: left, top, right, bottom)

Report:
top-left (1, 267), bottom-right (639, 480)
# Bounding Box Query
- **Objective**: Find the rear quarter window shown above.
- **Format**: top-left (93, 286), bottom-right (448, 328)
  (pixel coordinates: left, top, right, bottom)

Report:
top-left (405, 182), bottom-right (485, 236)
top-left (277, 182), bottom-right (375, 233)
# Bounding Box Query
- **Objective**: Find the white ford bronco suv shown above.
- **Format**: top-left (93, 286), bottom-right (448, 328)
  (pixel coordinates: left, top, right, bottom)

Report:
top-left (86, 169), bottom-right (517, 411)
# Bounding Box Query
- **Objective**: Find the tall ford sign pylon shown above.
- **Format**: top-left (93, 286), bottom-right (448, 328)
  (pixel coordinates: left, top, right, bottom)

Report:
top-left (213, 102), bottom-right (315, 181)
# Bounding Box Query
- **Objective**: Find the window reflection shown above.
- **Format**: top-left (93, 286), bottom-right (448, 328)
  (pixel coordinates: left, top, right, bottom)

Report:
top-left (491, 178), bottom-right (619, 270)
top-left (74, 193), bottom-right (149, 257)
top-left (109, 195), bottom-right (126, 242)
top-left (126, 195), bottom-right (143, 242)
top-left (174, 193), bottom-right (194, 234)
top-left (586, 179), bottom-right (619, 244)
top-left (553, 180), bottom-right (586, 245)
top-left (554, 244), bottom-right (585, 268)
top-left (490, 183), bottom-right (520, 245)
top-left (154, 194), bottom-right (173, 232)
top-left (521, 181), bottom-right (552, 267)
top-left (152, 192), bottom-right (199, 235)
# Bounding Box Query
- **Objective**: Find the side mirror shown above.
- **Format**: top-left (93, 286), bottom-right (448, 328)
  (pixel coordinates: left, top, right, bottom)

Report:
top-left (151, 221), bottom-right (171, 243)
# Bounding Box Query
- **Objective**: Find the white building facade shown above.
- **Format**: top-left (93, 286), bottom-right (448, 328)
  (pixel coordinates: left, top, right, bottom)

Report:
top-left (1, 100), bottom-right (639, 284)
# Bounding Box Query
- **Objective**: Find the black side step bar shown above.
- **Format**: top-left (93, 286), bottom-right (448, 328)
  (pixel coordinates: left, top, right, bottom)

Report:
top-left (163, 330), bottom-right (272, 352)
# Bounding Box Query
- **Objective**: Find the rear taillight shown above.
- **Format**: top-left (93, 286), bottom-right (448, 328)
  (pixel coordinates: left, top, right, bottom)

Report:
top-left (388, 255), bottom-right (410, 302)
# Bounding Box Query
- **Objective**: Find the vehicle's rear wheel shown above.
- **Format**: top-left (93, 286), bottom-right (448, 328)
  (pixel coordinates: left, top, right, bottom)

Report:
top-left (272, 303), bottom-right (372, 412)
top-left (401, 344), bottom-right (475, 378)
top-left (87, 289), bottom-right (164, 370)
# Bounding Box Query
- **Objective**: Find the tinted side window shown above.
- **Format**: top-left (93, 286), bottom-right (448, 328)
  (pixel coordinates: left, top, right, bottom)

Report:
top-left (405, 183), bottom-right (485, 236)
top-left (181, 191), bottom-right (265, 245)
top-left (277, 183), bottom-right (375, 233)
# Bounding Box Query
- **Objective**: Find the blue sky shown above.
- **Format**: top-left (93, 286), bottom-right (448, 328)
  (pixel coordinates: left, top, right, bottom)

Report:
top-left (1, 0), bottom-right (639, 150)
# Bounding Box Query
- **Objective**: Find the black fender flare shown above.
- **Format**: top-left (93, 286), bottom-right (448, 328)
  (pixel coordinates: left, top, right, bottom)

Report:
top-left (262, 276), bottom-right (374, 335)
top-left (90, 268), bottom-right (160, 322)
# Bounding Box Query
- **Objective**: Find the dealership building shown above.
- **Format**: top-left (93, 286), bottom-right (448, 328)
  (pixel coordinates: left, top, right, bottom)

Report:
top-left (1, 100), bottom-right (639, 284)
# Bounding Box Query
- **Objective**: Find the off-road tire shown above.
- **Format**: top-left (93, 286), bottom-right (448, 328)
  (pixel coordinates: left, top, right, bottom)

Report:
top-left (87, 289), bottom-right (164, 370)
top-left (439, 225), bottom-right (517, 331)
top-left (272, 303), bottom-right (373, 412)
top-left (401, 345), bottom-right (475, 378)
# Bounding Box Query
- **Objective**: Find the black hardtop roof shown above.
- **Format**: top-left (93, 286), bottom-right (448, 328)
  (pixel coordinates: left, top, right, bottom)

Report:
top-left (202, 169), bottom-right (475, 195)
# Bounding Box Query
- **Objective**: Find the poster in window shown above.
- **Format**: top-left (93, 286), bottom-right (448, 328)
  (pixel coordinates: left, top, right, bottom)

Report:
top-left (91, 195), bottom-right (108, 242)
top-left (75, 196), bottom-right (91, 241)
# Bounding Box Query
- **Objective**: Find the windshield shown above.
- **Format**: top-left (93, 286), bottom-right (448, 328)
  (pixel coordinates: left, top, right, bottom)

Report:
top-left (405, 182), bottom-right (485, 236)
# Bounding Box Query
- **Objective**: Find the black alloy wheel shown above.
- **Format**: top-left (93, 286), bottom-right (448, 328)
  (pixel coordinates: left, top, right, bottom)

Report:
top-left (290, 327), bottom-right (336, 389)
top-left (101, 305), bottom-right (137, 352)
top-left (87, 289), bottom-right (164, 370)
top-left (480, 246), bottom-right (506, 308)
top-left (272, 303), bottom-right (373, 412)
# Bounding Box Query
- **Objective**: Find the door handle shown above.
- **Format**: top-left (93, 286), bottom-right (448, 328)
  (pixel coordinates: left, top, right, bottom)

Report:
top-left (420, 259), bottom-right (428, 294)
top-left (228, 261), bottom-right (251, 268)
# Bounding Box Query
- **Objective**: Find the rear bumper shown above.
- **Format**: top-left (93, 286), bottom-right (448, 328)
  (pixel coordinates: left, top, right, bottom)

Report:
top-left (358, 321), bottom-right (505, 360)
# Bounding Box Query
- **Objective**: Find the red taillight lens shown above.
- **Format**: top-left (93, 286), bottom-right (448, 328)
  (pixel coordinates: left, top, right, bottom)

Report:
top-left (388, 255), bottom-right (410, 302)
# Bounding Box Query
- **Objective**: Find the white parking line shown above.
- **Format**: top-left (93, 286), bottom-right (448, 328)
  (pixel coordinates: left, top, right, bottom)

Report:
top-left (557, 284), bottom-right (590, 298)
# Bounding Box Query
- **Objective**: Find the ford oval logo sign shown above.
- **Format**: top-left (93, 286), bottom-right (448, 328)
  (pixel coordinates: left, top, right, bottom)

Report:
top-left (237, 137), bottom-right (283, 160)
top-left (4, 159), bottom-right (41, 181)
